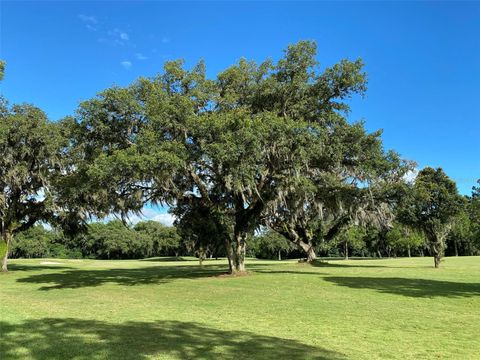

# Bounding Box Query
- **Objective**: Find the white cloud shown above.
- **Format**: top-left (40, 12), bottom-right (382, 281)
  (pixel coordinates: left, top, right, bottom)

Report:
top-left (78, 14), bottom-right (98, 31)
top-left (122, 208), bottom-right (176, 227)
top-left (153, 213), bottom-right (176, 227)
top-left (161, 36), bottom-right (170, 44)
top-left (107, 28), bottom-right (130, 45)
top-left (120, 60), bottom-right (132, 69)
top-left (78, 14), bottom-right (98, 24)
top-left (403, 168), bottom-right (418, 184)
top-left (135, 53), bottom-right (148, 60)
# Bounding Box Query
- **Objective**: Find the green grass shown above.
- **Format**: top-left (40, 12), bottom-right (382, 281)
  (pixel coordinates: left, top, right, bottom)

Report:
top-left (1, 256), bottom-right (479, 359)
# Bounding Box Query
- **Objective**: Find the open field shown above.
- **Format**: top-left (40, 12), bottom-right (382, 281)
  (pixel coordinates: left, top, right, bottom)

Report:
top-left (1, 256), bottom-right (479, 359)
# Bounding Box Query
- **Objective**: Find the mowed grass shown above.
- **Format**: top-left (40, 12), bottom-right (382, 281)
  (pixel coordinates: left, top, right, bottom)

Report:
top-left (1, 256), bottom-right (479, 359)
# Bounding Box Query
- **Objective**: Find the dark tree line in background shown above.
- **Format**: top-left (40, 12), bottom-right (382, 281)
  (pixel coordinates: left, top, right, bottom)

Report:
top-left (10, 206), bottom-right (480, 262)
top-left (10, 221), bottom-right (180, 260)
top-left (1, 43), bottom-right (478, 272)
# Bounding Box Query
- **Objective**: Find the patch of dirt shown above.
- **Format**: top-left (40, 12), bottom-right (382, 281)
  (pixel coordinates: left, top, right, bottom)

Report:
top-left (216, 271), bottom-right (250, 278)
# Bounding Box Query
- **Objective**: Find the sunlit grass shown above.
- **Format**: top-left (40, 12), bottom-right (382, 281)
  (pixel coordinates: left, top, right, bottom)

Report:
top-left (1, 256), bottom-right (479, 359)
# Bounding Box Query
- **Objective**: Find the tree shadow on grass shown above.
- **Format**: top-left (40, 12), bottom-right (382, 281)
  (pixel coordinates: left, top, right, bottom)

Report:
top-left (310, 260), bottom-right (413, 269)
top-left (140, 256), bottom-right (193, 262)
top-left (16, 264), bottom-right (230, 291)
top-left (7, 264), bottom-right (73, 272)
top-left (0, 318), bottom-right (344, 360)
top-left (324, 276), bottom-right (480, 298)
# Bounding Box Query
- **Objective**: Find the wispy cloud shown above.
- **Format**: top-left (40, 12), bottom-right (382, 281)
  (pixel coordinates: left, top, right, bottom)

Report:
top-left (122, 208), bottom-right (176, 227)
top-left (152, 213), bottom-right (175, 227)
top-left (120, 60), bottom-right (132, 69)
top-left (78, 14), bottom-right (98, 24)
top-left (161, 36), bottom-right (170, 44)
top-left (135, 53), bottom-right (148, 60)
top-left (107, 28), bottom-right (131, 46)
top-left (78, 14), bottom-right (98, 31)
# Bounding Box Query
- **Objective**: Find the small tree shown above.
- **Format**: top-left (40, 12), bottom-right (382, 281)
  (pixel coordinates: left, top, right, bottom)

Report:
top-left (465, 180), bottom-right (480, 255)
top-left (335, 226), bottom-right (367, 260)
top-left (399, 167), bottom-right (463, 268)
top-left (385, 223), bottom-right (426, 257)
top-left (252, 230), bottom-right (295, 260)
top-left (134, 220), bottom-right (181, 257)
top-left (173, 201), bottom-right (229, 266)
top-left (446, 210), bottom-right (472, 256)
top-left (10, 225), bottom-right (55, 259)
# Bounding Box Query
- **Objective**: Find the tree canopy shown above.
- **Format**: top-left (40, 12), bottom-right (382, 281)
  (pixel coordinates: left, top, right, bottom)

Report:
top-left (0, 101), bottom-right (67, 271)
top-left (66, 40), bottom-right (401, 273)
top-left (399, 167), bottom-right (464, 267)
top-left (1, 42), bottom-right (477, 273)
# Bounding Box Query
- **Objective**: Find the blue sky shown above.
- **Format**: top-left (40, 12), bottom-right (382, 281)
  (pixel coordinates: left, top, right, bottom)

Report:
top-left (1, 1), bottom-right (479, 212)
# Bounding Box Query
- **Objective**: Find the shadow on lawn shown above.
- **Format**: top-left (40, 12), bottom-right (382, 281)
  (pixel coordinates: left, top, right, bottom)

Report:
top-left (324, 276), bottom-right (480, 298)
top-left (0, 318), bottom-right (344, 360)
top-left (17, 264), bottom-right (230, 290)
top-left (311, 261), bottom-right (388, 269)
top-left (140, 256), bottom-right (193, 262)
top-left (8, 264), bottom-right (73, 272)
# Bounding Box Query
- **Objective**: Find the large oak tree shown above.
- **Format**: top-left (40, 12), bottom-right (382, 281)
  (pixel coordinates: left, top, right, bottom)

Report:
top-left (68, 41), bottom-right (389, 274)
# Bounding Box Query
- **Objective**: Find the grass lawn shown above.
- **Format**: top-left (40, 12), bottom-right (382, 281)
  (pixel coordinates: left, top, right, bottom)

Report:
top-left (1, 256), bottom-right (479, 359)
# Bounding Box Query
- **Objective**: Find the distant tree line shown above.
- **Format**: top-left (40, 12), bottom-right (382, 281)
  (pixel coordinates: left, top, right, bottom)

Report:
top-left (10, 221), bottom-right (180, 260)
top-left (1, 43), bottom-right (478, 272)
top-left (10, 196), bottom-right (480, 262)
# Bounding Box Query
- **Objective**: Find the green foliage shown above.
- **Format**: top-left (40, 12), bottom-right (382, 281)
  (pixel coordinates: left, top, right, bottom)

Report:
top-left (173, 202), bottom-right (229, 260)
top-left (468, 180), bottom-right (480, 252)
top-left (66, 40), bottom-right (376, 273)
top-left (334, 226), bottom-right (367, 258)
top-left (399, 167), bottom-right (464, 266)
top-left (0, 60), bottom-right (5, 81)
top-left (10, 221), bottom-right (181, 260)
top-left (9, 225), bottom-right (81, 259)
top-left (251, 230), bottom-right (295, 260)
top-left (10, 226), bottom-right (55, 258)
top-left (385, 223), bottom-right (426, 256)
top-left (134, 220), bottom-right (181, 257)
top-left (0, 100), bottom-right (71, 269)
top-left (3, 42), bottom-right (472, 273)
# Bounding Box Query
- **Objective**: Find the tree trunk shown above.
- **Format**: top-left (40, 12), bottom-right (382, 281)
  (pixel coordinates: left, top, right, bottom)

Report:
top-left (407, 246), bottom-right (411, 258)
top-left (344, 241), bottom-right (348, 260)
top-left (278, 249), bottom-right (281, 261)
top-left (198, 246), bottom-right (205, 267)
top-left (454, 239), bottom-right (459, 257)
top-left (431, 230), bottom-right (448, 268)
top-left (229, 232), bottom-right (247, 274)
top-left (297, 240), bottom-right (317, 262)
top-left (1, 232), bottom-right (12, 272)
top-left (431, 240), bottom-right (443, 268)
top-left (224, 238), bottom-right (234, 274)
